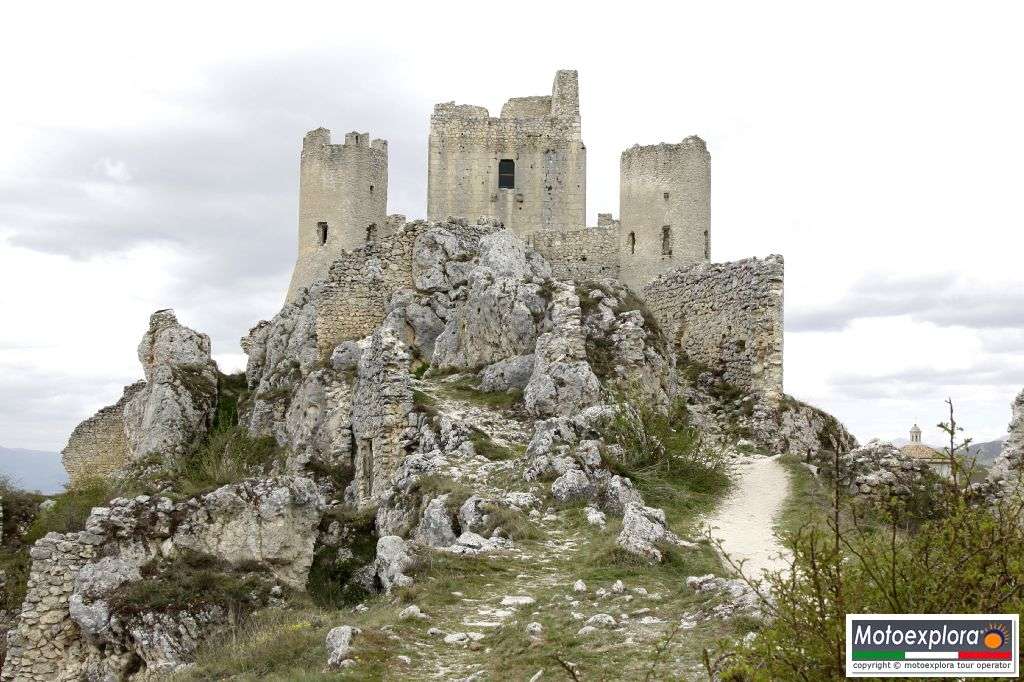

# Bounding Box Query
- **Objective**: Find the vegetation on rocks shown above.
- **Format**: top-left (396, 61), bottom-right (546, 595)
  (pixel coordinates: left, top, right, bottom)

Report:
top-left (109, 550), bottom-right (275, 616)
top-left (717, 415), bottom-right (1024, 681)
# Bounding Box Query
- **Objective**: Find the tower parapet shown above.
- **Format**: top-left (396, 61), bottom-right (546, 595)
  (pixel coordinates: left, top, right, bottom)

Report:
top-left (286, 127), bottom-right (388, 303)
top-left (618, 137), bottom-right (710, 292)
top-left (427, 69), bottom-right (585, 236)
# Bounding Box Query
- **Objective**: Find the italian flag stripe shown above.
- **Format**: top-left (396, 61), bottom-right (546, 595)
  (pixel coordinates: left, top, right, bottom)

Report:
top-left (852, 651), bottom-right (904, 660)
top-left (853, 650), bottom-right (1011, 661)
top-left (905, 651), bottom-right (956, 659)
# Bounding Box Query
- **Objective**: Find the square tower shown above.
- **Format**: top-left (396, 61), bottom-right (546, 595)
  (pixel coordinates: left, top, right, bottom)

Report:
top-left (427, 70), bottom-right (586, 235)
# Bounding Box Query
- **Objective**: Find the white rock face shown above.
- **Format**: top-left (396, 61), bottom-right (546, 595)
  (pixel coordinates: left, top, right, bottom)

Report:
top-left (432, 231), bottom-right (549, 372)
top-left (123, 310), bottom-right (219, 460)
top-left (991, 387), bottom-right (1024, 481)
top-left (171, 476), bottom-right (324, 588)
top-left (241, 290), bottom-right (355, 474)
top-left (524, 283), bottom-right (601, 417)
top-left (478, 354), bottom-right (535, 393)
top-left (415, 496), bottom-right (457, 547)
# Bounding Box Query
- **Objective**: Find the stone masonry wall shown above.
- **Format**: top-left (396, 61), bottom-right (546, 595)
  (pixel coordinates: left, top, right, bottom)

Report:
top-left (60, 381), bottom-right (145, 487)
top-left (1, 533), bottom-right (95, 681)
top-left (312, 226), bottom-right (419, 357)
top-left (526, 226), bottom-right (620, 281)
top-left (427, 70), bottom-right (585, 237)
top-left (641, 255), bottom-right (784, 399)
top-left (312, 219), bottom-right (498, 358)
top-left (287, 128), bottom-right (388, 303)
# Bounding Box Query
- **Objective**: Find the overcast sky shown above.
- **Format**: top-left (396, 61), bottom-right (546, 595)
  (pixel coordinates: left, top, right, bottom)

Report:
top-left (2, 1), bottom-right (1022, 452)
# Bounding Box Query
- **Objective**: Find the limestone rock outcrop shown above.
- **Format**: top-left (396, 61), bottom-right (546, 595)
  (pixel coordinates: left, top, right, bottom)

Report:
top-left (524, 283), bottom-right (601, 417)
top-left (61, 310), bottom-right (218, 487)
top-left (431, 230), bottom-right (549, 371)
top-left (123, 310), bottom-right (219, 461)
top-left (1, 476), bottom-right (322, 680)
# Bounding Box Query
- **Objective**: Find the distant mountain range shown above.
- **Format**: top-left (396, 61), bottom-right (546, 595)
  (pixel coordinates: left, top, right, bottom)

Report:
top-left (0, 446), bottom-right (67, 494)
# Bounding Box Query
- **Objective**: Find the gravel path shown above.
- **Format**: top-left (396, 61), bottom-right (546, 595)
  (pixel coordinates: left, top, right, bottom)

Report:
top-left (705, 454), bottom-right (791, 578)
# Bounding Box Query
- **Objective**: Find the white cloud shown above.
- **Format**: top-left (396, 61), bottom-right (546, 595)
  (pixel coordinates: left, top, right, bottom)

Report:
top-left (1, 1), bottom-right (1022, 450)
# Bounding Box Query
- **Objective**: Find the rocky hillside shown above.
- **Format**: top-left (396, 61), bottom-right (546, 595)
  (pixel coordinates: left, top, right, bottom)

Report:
top-left (0, 220), bottom-right (856, 680)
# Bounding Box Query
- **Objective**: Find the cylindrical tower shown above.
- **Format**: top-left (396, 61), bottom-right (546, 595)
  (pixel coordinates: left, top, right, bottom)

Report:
top-left (286, 128), bottom-right (388, 303)
top-left (618, 136), bottom-right (710, 292)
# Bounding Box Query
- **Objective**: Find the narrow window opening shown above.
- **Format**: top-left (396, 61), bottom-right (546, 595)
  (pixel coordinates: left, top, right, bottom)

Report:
top-left (661, 226), bottom-right (672, 256)
top-left (704, 230), bottom-right (710, 259)
top-left (366, 223), bottom-right (378, 243)
top-left (369, 184), bottom-right (374, 194)
top-left (317, 222), bottom-right (328, 246)
top-left (663, 192), bottom-right (670, 200)
top-left (628, 232), bottom-right (636, 255)
top-left (498, 159), bottom-right (515, 189)
top-left (360, 439), bottom-right (374, 497)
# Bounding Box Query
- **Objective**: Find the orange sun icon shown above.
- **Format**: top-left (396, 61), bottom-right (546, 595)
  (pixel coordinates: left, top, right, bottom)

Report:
top-left (983, 624), bottom-right (1008, 650)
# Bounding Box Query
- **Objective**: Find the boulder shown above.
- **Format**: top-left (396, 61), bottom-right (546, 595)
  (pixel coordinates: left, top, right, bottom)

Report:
top-left (325, 625), bottom-right (359, 669)
top-left (171, 476), bottom-right (324, 588)
top-left (617, 503), bottom-right (692, 562)
top-left (374, 535), bottom-right (414, 593)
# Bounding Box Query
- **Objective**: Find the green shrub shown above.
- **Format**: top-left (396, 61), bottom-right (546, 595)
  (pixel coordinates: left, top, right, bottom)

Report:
top-left (306, 506), bottom-right (378, 608)
top-left (23, 477), bottom-right (117, 544)
top-left (108, 550), bottom-right (274, 616)
top-left (161, 425), bottom-right (283, 498)
top-left (603, 385), bottom-right (730, 519)
top-left (214, 371), bottom-right (249, 429)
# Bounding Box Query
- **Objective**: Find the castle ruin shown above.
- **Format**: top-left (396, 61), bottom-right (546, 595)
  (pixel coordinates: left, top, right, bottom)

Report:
top-left (287, 70), bottom-right (714, 303)
top-left (282, 70), bottom-right (781, 507)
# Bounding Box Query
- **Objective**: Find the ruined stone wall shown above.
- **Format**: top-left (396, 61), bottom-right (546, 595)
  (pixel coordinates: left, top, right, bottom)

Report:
top-left (311, 219), bottom-right (497, 357)
top-left (526, 225), bottom-right (620, 281)
top-left (1, 533), bottom-right (95, 681)
top-left (312, 225), bottom-right (419, 356)
top-left (427, 70), bottom-right (585, 236)
top-left (60, 382), bottom-right (145, 487)
top-left (641, 255), bottom-right (784, 399)
top-left (286, 128), bottom-right (388, 303)
top-left (619, 137), bottom-right (710, 292)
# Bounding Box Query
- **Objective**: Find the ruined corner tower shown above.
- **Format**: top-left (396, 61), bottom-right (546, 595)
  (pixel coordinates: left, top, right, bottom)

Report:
top-left (618, 137), bottom-right (711, 293)
top-left (286, 128), bottom-right (388, 303)
top-left (427, 69), bottom-right (586, 236)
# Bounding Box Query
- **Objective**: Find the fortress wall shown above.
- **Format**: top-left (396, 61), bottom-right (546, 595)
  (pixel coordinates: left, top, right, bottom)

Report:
top-left (313, 226), bottom-right (419, 356)
top-left (619, 137), bottom-right (710, 292)
top-left (427, 70), bottom-right (585, 236)
top-left (526, 225), bottom-right (620, 281)
top-left (61, 381), bottom-right (145, 487)
top-left (312, 219), bottom-right (499, 356)
top-left (287, 128), bottom-right (388, 303)
top-left (641, 255), bottom-right (784, 399)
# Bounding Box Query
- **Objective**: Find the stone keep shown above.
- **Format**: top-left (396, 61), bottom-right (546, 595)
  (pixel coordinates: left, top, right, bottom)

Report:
top-left (427, 70), bottom-right (586, 236)
top-left (286, 128), bottom-right (388, 303)
top-left (619, 137), bottom-right (711, 292)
